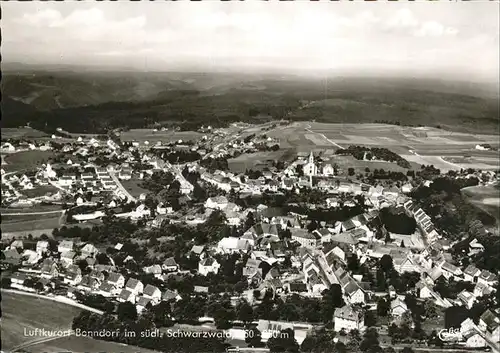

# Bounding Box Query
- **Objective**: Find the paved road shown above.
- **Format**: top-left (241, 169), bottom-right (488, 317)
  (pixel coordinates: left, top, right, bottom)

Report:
top-left (108, 171), bottom-right (136, 202)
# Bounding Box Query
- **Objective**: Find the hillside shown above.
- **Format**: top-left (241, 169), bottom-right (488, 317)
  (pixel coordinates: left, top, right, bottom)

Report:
top-left (2, 68), bottom-right (498, 135)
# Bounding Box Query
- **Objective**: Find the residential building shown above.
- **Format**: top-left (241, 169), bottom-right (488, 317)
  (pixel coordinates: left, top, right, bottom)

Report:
top-left (334, 305), bottom-right (365, 332)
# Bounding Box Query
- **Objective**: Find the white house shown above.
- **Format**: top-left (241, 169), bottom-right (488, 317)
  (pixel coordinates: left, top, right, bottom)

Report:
top-left (198, 257), bottom-right (221, 276)
top-left (162, 257), bottom-right (179, 272)
top-left (334, 305), bottom-right (365, 332)
top-left (58, 240), bottom-right (74, 254)
top-left (391, 297), bottom-right (408, 319)
top-left (217, 237), bottom-right (251, 254)
top-left (322, 164), bottom-right (334, 177)
top-left (107, 272), bottom-right (125, 288)
top-left (125, 278), bottom-right (144, 296)
top-left (143, 284), bottom-right (162, 305)
top-left (204, 196), bottom-right (229, 210)
top-left (36, 240), bottom-right (49, 255)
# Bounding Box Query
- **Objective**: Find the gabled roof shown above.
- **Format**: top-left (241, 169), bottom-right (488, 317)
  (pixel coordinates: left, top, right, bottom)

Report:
top-left (107, 272), bottom-right (123, 283)
top-left (125, 278), bottom-right (142, 290)
top-left (143, 284), bottom-right (160, 296)
top-left (119, 289), bottom-right (134, 300)
top-left (136, 296), bottom-right (152, 307)
top-left (334, 305), bottom-right (362, 321)
top-left (163, 257), bottom-right (178, 267)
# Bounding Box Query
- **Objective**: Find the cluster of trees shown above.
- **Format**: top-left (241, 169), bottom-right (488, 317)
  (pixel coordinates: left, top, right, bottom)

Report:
top-left (379, 207), bottom-right (417, 235)
top-left (336, 145), bottom-right (411, 169)
top-left (410, 176), bottom-right (495, 241)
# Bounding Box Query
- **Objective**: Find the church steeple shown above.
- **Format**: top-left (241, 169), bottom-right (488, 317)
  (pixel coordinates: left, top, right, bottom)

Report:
top-left (308, 151), bottom-right (314, 164)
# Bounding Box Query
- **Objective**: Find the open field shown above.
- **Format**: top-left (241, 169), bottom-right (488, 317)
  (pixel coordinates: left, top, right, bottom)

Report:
top-left (1, 127), bottom-right (49, 140)
top-left (301, 122), bottom-right (499, 172)
top-left (1, 228), bottom-right (55, 241)
top-left (329, 155), bottom-right (420, 174)
top-left (228, 150), bottom-right (292, 173)
top-left (462, 184), bottom-right (500, 223)
top-left (120, 129), bottom-right (204, 144)
top-left (120, 178), bottom-right (150, 198)
top-left (31, 335), bottom-right (161, 353)
top-left (3, 150), bottom-right (56, 172)
top-left (1, 291), bottom-right (82, 351)
top-left (21, 185), bottom-right (60, 198)
top-left (1, 214), bottom-right (61, 233)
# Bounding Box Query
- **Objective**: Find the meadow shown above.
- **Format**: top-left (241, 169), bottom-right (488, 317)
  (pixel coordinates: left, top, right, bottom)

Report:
top-left (462, 184), bottom-right (500, 223)
top-left (3, 150), bottom-right (56, 172)
top-left (120, 178), bottom-right (150, 198)
top-left (1, 291), bottom-right (82, 350)
top-left (1, 214), bottom-right (61, 233)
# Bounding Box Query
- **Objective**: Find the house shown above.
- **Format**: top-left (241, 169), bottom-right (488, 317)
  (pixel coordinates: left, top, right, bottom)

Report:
top-left (98, 282), bottom-right (118, 297)
top-left (143, 284), bottom-right (162, 304)
top-left (291, 229), bottom-right (321, 248)
top-left (463, 330), bottom-right (486, 348)
top-left (479, 310), bottom-right (500, 336)
top-left (393, 256), bottom-right (419, 274)
top-left (334, 305), bottom-right (365, 332)
top-left (63, 265), bottom-right (82, 286)
top-left (204, 196), bottom-right (229, 210)
top-left (136, 296), bottom-right (152, 313)
top-left (198, 257), bottom-right (221, 276)
top-left (416, 280), bottom-right (433, 299)
top-left (344, 281), bottom-right (366, 304)
top-left (144, 264), bottom-right (162, 278)
top-left (78, 275), bottom-right (101, 292)
top-left (125, 278), bottom-right (144, 295)
top-left (440, 262), bottom-right (463, 280)
top-left (463, 265), bottom-right (481, 283)
top-left (162, 289), bottom-right (182, 302)
top-left (2, 248), bottom-right (22, 265)
top-left (118, 289), bottom-right (136, 303)
top-left (322, 164), bottom-right (334, 176)
top-left (217, 237), bottom-right (251, 254)
top-left (40, 259), bottom-right (59, 278)
top-left (21, 250), bottom-right (41, 266)
top-left (60, 251), bottom-right (76, 268)
top-left (460, 318), bottom-right (477, 334)
top-left (58, 240), bottom-right (74, 254)
top-left (81, 243), bottom-right (98, 258)
top-left (162, 257), bottom-right (179, 273)
top-left (107, 272), bottom-right (125, 288)
top-left (457, 290), bottom-right (476, 309)
top-left (286, 282), bottom-right (308, 295)
top-left (245, 223), bottom-right (280, 241)
top-left (468, 238), bottom-right (485, 255)
top-left (477, 270), bottom-right (497, 287)
top-left (391, 298), bottom-right (408, 319)
top-left (190, 245), bottom-right (205, 258)
top-left (194, 285), bottom-right (209, 294)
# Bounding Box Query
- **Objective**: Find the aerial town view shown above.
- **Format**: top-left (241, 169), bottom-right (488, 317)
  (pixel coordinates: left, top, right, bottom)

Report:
top-left (1, 2), bottom-right (499, 353)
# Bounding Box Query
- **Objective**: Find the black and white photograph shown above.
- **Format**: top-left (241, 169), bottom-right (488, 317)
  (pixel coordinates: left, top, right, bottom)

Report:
top-left (1, 1), bottom-right (499, 353)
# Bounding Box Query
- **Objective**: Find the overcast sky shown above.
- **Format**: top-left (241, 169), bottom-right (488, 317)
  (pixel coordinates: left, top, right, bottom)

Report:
top-left (2, 2), bottom-right (499, 82)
